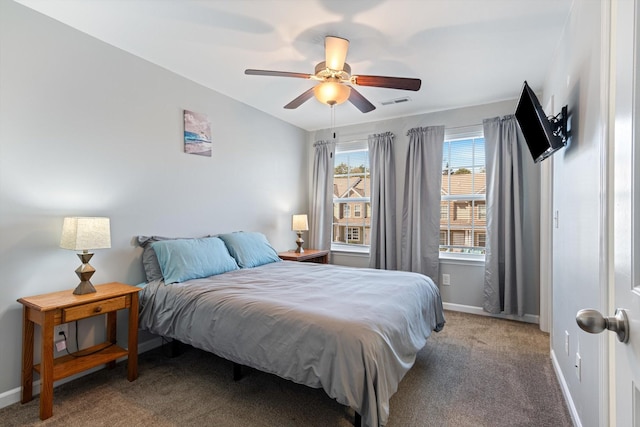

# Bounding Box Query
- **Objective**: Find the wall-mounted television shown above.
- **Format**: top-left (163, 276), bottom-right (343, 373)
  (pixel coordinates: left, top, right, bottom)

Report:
top-left (515, 81), bottom-right (568, 163)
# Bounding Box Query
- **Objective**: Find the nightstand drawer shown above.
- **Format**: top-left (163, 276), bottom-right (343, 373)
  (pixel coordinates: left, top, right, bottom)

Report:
top-left (63, 296), bottom-right (127, 322)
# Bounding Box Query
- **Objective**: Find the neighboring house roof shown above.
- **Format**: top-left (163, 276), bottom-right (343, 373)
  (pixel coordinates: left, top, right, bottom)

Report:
top-left (332, 173), bottom-right (488, 230)
top-left (334, 173), bottom-right (485, 199)
top-left (441, 172), bottom-right (486, 196)
top-left (332, 177), bottom-right (371, 227)
top-left (334, 176), bottom-right (370, 198)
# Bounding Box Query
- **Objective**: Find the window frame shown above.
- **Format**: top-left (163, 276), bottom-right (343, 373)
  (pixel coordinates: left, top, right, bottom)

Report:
top-left (331, 138), bottom-right (371, 254)
top-left (440, 125), bottom-right (486, 261)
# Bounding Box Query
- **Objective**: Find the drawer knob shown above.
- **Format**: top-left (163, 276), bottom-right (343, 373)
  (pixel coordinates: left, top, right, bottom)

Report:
top-left (94, 306), bottom-right (103, 313)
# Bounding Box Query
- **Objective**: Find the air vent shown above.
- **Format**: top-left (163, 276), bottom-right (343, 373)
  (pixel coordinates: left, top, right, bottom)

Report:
top-left (381, 96), bottom-right (411, 106)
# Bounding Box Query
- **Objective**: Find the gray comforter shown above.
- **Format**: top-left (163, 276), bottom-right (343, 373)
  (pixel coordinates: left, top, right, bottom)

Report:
top-left (138, 261), bottom-right (445, 427)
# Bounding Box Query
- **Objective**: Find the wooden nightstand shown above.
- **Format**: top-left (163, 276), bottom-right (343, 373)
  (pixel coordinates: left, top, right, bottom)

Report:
top-left (18, 282), bottom-right (141, 420)
top-left (278, 249), bottom-right (330, 264)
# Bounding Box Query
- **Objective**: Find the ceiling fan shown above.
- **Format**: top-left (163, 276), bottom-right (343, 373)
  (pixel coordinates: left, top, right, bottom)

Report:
top-left (245, 36), bottom-right (421, 113)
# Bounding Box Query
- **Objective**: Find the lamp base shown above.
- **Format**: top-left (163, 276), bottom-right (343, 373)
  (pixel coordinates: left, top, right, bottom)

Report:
top-left (295, 232), bottom-right (304, 253)
top-left (72, 252), bottom-right (98, 295)
top-left (73, 280), bottom-right (97, 295)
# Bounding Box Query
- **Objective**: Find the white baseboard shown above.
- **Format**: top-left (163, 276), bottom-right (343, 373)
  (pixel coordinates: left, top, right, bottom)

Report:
top-left (0, 336), bottom-right (163, 410)
top-left (551, 349), bottom-right (582, 427)
top-left (443, 302), bottom-right (540, 324)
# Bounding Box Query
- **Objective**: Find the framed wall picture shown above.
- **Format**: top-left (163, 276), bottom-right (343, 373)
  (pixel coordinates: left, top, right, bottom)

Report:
top-left (183, 110), bottom-right (212, 157)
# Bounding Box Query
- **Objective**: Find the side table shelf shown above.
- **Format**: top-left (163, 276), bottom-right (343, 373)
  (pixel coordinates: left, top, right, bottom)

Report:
top-left (33, 343), bottom-right (128, 381)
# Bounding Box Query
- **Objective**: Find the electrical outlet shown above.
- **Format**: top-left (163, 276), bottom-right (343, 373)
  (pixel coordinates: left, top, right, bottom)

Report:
top-left (565, 331), bottom-right (570, 356)
top-left (575, 353), bottom-right (581, 381)
top-left (442, 274), bottom-right (451, 286)
top-left (54, 323), bottom-right (69, 340)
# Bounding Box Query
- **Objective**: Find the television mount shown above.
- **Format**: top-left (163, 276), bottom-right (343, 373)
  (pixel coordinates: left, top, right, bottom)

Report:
top-left (548, 105), bottom-right (568, 145)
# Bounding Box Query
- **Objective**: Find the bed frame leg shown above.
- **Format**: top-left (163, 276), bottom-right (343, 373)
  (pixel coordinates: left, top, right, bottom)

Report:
top-left (162, 338), bottom-right (183, 358)
top-left (233, 362), bottom-right (243, 381)
top-left (354, 412), bottom-right (361, 427)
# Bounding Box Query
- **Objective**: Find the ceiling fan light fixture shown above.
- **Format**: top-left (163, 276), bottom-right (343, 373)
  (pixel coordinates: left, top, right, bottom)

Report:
top-left (246, 35), bottom-right (419, 113)
top-left (314, 81), bottom-right (351, 106)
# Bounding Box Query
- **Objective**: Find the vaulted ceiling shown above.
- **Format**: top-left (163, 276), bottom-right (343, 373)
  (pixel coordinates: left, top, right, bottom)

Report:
top-left (15, 0), bottom-right (573, 131)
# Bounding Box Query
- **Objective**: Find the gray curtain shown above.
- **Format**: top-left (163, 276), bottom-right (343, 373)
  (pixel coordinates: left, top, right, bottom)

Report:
top-left (400, 126), bottom-right (445, 281)
top-left (368, 132), bottom-right (397, 269)
top-left (483, 116), bottom-right (525, 315)
top-left (309, 140), bottom-right (335, 250)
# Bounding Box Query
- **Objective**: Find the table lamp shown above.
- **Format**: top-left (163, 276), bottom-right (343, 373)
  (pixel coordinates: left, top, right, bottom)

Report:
top-left (291, 214), bottom-right (309, 253)
top-left (60, 217), bottom-right (111, 295)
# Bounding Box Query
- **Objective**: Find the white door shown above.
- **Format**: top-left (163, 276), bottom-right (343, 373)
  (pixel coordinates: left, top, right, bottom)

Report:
top-left (580, 1), bottom-right (640, 424)
top-left (612, 0), bottom-right (640, 424)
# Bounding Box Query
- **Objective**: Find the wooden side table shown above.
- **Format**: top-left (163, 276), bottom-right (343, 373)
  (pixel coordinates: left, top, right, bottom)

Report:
top-left (18, 282), bottom-right (141, 420)
top-left (278, 249), bottom-right (330, 264)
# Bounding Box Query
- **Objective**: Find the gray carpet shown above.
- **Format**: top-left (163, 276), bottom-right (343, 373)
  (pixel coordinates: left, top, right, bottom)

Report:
top-left (0, 311), bottom-right (572, 426)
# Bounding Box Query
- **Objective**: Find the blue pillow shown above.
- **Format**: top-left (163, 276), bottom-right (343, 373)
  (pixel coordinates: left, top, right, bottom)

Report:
top-left (138, 235), bottom-right (205, 282)
top-left (151, 237), bottom-right (238, 284)
top-left (218, 231), bottom-right (281, 268)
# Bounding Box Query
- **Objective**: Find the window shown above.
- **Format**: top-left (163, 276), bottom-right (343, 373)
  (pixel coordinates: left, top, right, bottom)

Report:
top-left (347, 227), bottom-right (360, 242)
top-left (478, 202), bottom-right (486, 220)
top-left (440, 128), bottom-right (486, 255)
top-left (332, 140), bottom-right (370, 251)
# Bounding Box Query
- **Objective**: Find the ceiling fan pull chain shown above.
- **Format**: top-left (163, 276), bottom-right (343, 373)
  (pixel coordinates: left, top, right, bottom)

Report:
top-left (331, 104), bottom-right (336, 140)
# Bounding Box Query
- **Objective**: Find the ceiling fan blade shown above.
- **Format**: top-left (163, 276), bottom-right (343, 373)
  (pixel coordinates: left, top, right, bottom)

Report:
top-left (325, 36), bottom-right (349, 71)
top-left (245, 69), bottom-right (312, 79)
top-left (348, 87), bottom-right (376, 113)
top-left (284, 87), bottom-right (315, 109)
top-left (352, 75), bottom-right (422, 91)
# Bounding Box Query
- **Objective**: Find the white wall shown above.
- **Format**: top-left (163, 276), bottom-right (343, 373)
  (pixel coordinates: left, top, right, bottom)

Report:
top-left (542, 1), bottom-right (608, 425)
top-left (0, 1), bottom-right (308, 400)
top-left (309, 100), bottom-right (541, 318)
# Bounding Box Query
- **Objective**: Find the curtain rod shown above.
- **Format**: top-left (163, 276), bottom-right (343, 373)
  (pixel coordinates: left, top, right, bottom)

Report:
top-left (337, 123), bottom-right (482, 142)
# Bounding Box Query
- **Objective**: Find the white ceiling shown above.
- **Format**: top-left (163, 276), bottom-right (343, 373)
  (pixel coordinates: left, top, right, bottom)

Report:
top-left (15, 0), bottom-right (573, 131)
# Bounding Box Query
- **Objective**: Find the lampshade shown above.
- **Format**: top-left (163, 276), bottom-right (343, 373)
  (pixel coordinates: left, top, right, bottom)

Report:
top-left (325, 36), bottom-right (349, 71)
top-left (60, 217), bottom-right (111, 251)
top-left (292, 214), bottom-right (309, 232)
top-left (314, 80), bottom-right (351, 106)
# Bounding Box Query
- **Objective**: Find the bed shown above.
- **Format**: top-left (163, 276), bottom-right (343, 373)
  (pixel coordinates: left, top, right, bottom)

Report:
top-left (137, 232), bottom-right (445, 427)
